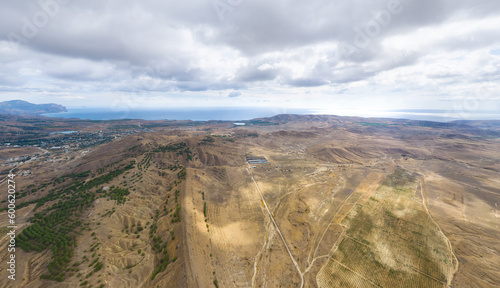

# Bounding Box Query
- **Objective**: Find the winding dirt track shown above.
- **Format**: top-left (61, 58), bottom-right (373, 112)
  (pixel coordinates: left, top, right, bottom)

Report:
top-left (420, 179), bottom-right (459, 287)
top-left (247, 168), bottom-right (305, 288)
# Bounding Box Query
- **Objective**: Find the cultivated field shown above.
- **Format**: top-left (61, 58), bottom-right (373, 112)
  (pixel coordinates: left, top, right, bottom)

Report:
top-left (317, 169), bottom-right (456, 288)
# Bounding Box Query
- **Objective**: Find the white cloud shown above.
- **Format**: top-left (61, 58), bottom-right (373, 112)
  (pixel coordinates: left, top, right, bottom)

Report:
top-left (0, 0), bottom-right (498, 114)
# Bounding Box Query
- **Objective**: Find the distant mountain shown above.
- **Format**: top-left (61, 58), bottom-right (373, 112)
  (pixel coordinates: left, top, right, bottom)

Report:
top-left (0, 100), bottom-right (67, 115)
top-left (452, 119), bottom-right (500, 131)
top-left (258, 114), bottom-right (473, 127)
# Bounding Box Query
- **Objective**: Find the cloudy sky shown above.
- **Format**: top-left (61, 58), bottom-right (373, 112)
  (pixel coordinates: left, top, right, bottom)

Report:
top-left (0, 0), bottom-right (499, 117)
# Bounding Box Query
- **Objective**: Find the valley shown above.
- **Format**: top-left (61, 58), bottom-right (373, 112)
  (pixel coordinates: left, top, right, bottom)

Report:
top-left (0, 115), bottom-right (499, 287)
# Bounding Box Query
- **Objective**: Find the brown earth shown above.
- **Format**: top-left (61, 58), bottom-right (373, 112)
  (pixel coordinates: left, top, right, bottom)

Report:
top-left (0, 116), bottom-right (498, 287)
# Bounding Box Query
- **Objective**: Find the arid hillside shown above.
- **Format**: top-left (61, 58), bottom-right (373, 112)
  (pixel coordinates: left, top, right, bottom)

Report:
top-left (0, 116), bottom-right (499, 288)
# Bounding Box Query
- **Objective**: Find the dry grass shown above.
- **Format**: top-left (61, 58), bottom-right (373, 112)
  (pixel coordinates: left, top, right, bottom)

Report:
top-left (317, 169), bottom-right (454, 288)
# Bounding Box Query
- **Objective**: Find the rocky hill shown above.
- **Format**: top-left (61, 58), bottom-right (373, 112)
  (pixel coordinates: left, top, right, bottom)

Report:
top-left (0, 100), bottom-right (67, 115)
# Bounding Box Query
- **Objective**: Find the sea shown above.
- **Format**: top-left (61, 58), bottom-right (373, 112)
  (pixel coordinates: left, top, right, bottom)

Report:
top-left (42, 107), bottom-right (314, 121)
top-left (42, 108), bottom-right (500, 122)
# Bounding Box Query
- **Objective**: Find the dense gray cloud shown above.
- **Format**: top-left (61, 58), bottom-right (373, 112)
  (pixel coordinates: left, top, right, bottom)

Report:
top-left (0, 0), bottom-right (499, 111)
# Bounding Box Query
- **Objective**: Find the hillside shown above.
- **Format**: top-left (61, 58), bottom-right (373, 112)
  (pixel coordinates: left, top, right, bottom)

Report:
top-left (0, 100), bottom-right (67, 115)
top-left (0, 116), bottom-right (499, 287)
